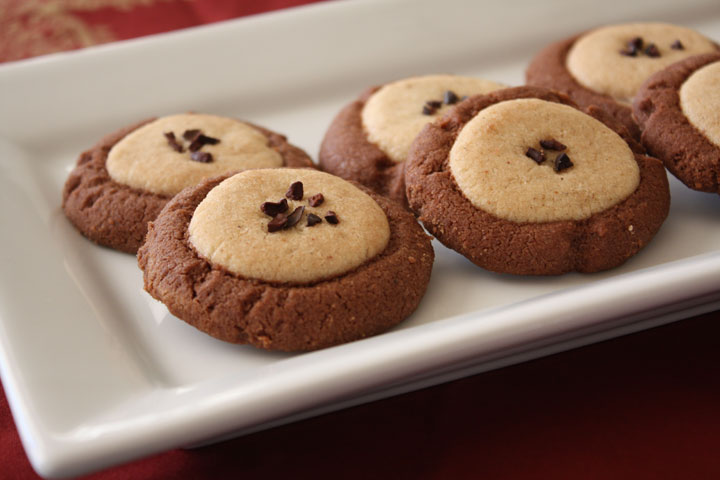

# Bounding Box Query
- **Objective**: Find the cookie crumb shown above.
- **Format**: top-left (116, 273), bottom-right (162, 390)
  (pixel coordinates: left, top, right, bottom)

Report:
top-left (286, 181), bottom-right (304, 200)
top-left (628, 225), bottom-right (634, 232)
top-left (407, 256), bottom-right (417, 264)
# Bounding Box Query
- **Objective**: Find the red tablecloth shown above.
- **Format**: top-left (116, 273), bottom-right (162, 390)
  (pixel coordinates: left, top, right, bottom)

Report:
top-left (1, 1), bottom-right (719, 478)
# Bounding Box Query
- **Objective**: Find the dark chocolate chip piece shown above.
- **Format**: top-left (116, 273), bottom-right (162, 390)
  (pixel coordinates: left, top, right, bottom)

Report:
top-left (286, 181), bottom-right (304, 200)
top-left (189, 133), bottom-right (221, 152)
top-left (308, 193), bottom-right (324, 207)
top-left (426, 100), bottom-right (442, 109)
top-left (267, 213), bottom-right (288, 232)
top-left (422, 105), bottom-right (436, 115)
top-left (306, 213), bottom-right (322, 227)
top-left (525, 147), bottom-right (546, 164)
top-left (670, 39), bottom-right (684, 50)
top-left (443, 90), bottom-right (459, 105)
top-left (190, 151), bottom-right (213, 163)
top-left (539, 139), bottom-right (567, 151)
top-left (554, 152), bottom-right (574, 172)
top-left (261, 198), bottom-right (288, 217)
top-left (324, 211), bottom-right (339, 224)
top-left (182, 129), bottom-right (201, 141)
top-left (164, 132), bottom-right (184, 152)
top-left (285, 206), bottom-right (305, 228)
top-left (644, 43), bottom-right (661, 58)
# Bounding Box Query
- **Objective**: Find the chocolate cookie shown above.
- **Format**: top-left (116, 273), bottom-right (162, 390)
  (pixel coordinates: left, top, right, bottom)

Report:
top-left (633, 52), bottom-right (720, 194)
top-left (138, 168), bottom-right (434, 351)
top-left (62, 114), bottom-right (314, 253)
top-left (526, 22), bottom-right (718, 139)
top-left (319, 74), bottom-right (504, 204)
top-left (405, 86), bottom-right (670, 275)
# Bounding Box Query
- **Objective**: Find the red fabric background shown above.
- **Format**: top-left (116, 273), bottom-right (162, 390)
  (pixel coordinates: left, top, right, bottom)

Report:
top-left (1, 1), bottom-right (719, 478)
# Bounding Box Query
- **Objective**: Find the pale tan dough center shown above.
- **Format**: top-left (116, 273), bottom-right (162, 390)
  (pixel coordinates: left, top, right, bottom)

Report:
top-left (189, 169), bottom-right (390, 284)
top-left (449, 98), bottom-right (640, 223)
top-left (107, 114), bottom-right (284, 196)
top-left (680, 60), bottom-right (720, 148)
top-left (567, 22), bottom-right (716, 103)
top-left (361, 74), bottom-right (505, 163)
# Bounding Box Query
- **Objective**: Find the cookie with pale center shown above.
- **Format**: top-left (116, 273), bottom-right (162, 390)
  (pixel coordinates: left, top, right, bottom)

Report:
top-left (319, 74), bottom-right (504, 203)
top-left (405, 86), bottom-right (670, 275)
top-left (62, 113), bottom-right (314, 253)
top-left (634, 52), bottom-right (720, 194)
top-left (138, 168), bottom-right (434, 351)
top-left (526, 22), bottom-right (718, 139)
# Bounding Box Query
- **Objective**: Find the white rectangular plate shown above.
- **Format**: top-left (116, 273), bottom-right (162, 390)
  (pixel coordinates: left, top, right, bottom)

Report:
top-left (1, 0), bottom-right (720, 477)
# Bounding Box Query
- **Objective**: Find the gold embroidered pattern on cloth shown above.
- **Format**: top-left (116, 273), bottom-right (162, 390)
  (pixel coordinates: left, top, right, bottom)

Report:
top-left (0, 0), bottom-right (178, 62)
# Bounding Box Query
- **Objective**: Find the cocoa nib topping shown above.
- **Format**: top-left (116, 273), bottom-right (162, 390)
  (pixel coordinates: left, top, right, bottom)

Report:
top-left (620, 36), bottom-right (662, 58)
top-left (261, 198), bottom-right (289, 217)
top-left (620, 36), bottom-right (643, 56)
top-left (285, 206), bottom-right (305, 228)
top-left (267, 213), bottom-right (288, 232)
top-left (325, 211), bottom-right (339, 224)
top-left (422, 91), bottom-right (462, 115)
top-left (308, 193), bottom-right (324, 207)
top-left (539, 138), bottom-right (567, 151)
top-left (526, 139), bottom-right (573, 173)
top-left (286, 181), bottom-right (304, 201)
top-left (671, 39), bottom-right (684, 50)
top-left (644, 43), bottom-right (660, 58)
top-left (164, 132), bottom-right (184, 152)
top-left (188, 133), bottom-right (220, 152)
top-left (266, 206), bottom-right (307, 232)
top-left (182, 129), bottom-right (201, 141)
top-left (306, 213), bottom-right (322, 227)
top-left (525, 147), bottom-right (546, 164)
top-left (266, 182), bottom-right (339, 232)
top-left (164, 128), bottom-right (219, 161)
top-left (554, 152), bottom-right (574, 172)
top-left (190, 151), bottom-right (213, 163)
top-left (422, 102), bottom-right (440, 115)
top-left (443, 90), bottom-right (459, 105)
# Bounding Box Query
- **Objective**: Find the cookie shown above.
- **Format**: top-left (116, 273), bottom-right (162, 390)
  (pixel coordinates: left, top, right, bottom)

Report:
top-left (137, 168), bottom-right (434, 351)
top-left (526, 22), bottom-right (718, 139)
top-left (405, 86), bottom-right (670, 275)
top-left (633, 52), bottom-right (720, 194)
top-left (62, 113), bottom-right (314, 253)
top-left (319, 74), bottom-right (504, 204)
